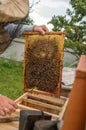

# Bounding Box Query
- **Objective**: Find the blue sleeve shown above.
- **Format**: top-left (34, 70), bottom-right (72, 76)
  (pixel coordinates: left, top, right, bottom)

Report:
top-left (4, 23), bottom-right (35, 38)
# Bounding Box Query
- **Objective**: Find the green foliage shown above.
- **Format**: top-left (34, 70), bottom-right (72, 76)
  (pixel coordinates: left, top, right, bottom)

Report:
top-left (0, 58), bottom-right (23, 100)
top-left (48, 0), bottom-right (86, 59)
top-left (48, 15), bottom-right (68, 31)
top-left (70, 0), bottom-right (86, 16)
top-left (23, 16), bottom-right (34, 25)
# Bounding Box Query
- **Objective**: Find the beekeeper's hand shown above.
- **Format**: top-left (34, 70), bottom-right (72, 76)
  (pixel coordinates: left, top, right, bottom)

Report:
top-left (0, 95), bottom-right (18, 116)
top-left (33, 25), bottom-right (49, 35)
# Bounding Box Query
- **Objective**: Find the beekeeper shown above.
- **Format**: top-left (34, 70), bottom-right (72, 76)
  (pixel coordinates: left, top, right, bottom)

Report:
top-left (0, 0), bottom-right (49, 116)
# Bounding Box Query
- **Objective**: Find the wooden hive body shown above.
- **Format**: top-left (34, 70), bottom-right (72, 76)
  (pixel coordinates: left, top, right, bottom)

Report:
top-left (16, 32), bottom-right (69, 120)
top-left (61, 55), bottom-right (86, 130)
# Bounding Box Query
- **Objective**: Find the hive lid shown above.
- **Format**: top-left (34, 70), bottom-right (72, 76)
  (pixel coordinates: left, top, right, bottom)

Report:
top-left (23, 32), bottom-right (65, 96)
top-left (0, 0), bottom-right (29, 23)
top-left (76, 55), bottom-right (86, 79)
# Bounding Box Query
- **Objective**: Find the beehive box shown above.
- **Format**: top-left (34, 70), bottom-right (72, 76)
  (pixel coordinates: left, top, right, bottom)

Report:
top-left (16, 32), bottom-right (69, 120)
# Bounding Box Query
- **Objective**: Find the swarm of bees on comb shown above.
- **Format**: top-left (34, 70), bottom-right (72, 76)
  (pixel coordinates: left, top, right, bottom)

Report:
top-left (24, 32), bottom-right (65, 94)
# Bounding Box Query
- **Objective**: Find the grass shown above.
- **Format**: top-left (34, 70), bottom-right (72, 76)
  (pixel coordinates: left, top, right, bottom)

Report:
top-left (0, 58), bottom-right (24, 100)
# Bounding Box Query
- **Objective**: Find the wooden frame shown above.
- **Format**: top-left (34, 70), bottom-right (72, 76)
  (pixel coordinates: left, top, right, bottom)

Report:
top-left (15, 89), bottom-right (69, 120)
top-left (23, 32), bottom-right (65, 97)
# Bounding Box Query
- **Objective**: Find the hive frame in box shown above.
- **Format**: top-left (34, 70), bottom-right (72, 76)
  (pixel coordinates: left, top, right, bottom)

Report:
top-left (16, 32), bottom-right (69, 120)
top-left (15, 90), bottom-right (69, 120)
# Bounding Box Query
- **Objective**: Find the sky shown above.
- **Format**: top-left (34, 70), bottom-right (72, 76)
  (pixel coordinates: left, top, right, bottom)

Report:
top-left (29, 0), bottom-right (72, 30)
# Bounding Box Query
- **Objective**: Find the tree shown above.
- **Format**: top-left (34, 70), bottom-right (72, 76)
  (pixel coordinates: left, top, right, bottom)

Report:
top-left (24, 0), bottom-right (40, 25)
top-left (70, 0), bottom-right (86, 17)
top-left (48, 0), bottom-right (86, 60)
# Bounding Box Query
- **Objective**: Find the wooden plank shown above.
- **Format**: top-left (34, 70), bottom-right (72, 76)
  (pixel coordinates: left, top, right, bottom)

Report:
top-left (28, 89), bottom-right (55, 96)
top-left (15, 92), bottom-right (28, 103)
top-left (20, 98), bottom-right (62, 115)
top-left (27, 93), bottom-right (65, 107)
top-left (0, 123), bottom-right (18, 130)
top-left (24, 32), bottom-right (66, 35)
top-left (59, 97), bottom-right (69, 120)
